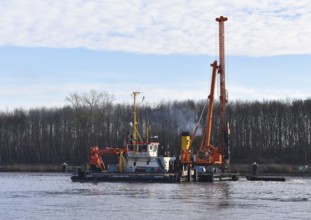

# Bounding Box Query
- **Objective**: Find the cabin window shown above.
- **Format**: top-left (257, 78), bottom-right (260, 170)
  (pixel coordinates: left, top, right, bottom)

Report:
top-left (153, 146), bottom-right (158, 151)
top-left (143, 145), bottom-right (147, 152)
top-left (149, 146), bottom-right (153, 151)
top-left (134, 162), bottom-right (136, 166)
top-left (138, 145), bottom-right (143, 152)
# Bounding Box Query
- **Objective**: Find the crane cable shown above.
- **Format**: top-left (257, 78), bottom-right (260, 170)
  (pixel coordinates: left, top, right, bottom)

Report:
top-left (189, 100), bottom-right (207, 148)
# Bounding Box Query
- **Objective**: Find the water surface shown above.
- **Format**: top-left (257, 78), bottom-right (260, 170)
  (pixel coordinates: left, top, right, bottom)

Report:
top-left (0, 173), bottom-right (310, 220)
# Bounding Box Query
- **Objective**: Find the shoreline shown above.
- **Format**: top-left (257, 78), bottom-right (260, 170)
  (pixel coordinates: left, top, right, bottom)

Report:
top-left (0, 163), bottom-right (310, 175)
top-left (0, 163), bottom-right (78, 173)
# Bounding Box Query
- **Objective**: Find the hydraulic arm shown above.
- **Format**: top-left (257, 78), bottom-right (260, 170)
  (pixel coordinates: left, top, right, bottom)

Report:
top-left (89, 146), bottom-right (126, 172)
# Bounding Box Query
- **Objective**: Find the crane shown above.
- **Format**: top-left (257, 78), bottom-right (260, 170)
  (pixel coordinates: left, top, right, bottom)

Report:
top-left (180, 16), bottom-right (231, 178)
top-left (196, 16), bottom-right (230, 167)
top-left (89, 146), bottom-right (127, 172)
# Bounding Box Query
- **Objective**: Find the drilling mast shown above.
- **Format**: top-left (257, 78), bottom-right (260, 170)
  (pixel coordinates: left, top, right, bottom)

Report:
top-left (216, 16), bottom-right (230, 165)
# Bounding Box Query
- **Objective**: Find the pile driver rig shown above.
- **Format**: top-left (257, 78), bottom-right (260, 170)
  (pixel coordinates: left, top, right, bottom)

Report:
top-left (180, 16), bottom-right (238, 182)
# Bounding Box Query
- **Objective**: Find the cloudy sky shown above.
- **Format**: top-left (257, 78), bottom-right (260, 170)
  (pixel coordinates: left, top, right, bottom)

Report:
top-left (0, 0), bottom-right (310, 110)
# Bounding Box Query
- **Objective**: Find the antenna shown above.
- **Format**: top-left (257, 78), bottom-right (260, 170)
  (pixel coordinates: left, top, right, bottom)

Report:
top-left (131, 91), bottom-right (141, 144)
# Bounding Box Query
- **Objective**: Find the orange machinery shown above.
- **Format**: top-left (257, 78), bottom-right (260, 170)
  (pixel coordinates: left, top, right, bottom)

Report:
top-left (180, 16), bottom-right (230, 169)
top-left (88, 92), bottom-right (145, 173)
top-left (89, 146), bottom-right (127, 172)
top-left (195, 61), bottom-right (223, 165)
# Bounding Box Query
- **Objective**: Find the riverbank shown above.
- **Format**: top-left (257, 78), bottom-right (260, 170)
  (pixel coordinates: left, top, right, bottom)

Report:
top-left (0, 163), bottom-right (78, 172)
top-left (0, 163), bottom-right (310, 175)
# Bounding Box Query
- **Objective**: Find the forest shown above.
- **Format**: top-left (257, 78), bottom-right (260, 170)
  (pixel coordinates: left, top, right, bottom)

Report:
top-left (0, 90), bottom-right (310, 165)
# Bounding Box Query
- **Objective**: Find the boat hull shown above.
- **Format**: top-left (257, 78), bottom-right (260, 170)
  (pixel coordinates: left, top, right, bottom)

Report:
top-left (245, 175), bottom-right (285, 181)
top-left (71, 171), bottom-right (179, 183)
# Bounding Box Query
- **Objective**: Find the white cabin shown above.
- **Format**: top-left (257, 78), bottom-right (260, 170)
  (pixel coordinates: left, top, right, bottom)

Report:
top-left (126, 141), bottom-right (163, 173)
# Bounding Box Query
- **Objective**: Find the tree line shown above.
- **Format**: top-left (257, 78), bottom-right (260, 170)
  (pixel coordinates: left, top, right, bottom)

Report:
top-left (0, 90), bottom-right (310, 165)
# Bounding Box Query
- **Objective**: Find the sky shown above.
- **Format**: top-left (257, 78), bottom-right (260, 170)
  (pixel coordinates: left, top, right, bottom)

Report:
top-left (0, 0), bottom-right (311, 111)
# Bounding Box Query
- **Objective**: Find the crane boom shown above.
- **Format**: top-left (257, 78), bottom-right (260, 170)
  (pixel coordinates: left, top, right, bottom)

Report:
top-left (196, 61), bottom-right (222, 164)
top-left (202, 61), bottom-right (218, 149)
top-left (181, 61), bottom-right (218, 165)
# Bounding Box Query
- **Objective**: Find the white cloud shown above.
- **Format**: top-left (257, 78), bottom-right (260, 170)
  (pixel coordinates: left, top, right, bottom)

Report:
top-left (0, 0), bottom-right (310, 56)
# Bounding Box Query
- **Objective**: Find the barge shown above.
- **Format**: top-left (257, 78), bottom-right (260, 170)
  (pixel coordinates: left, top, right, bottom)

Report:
top-left (245, 175), bottom-right (286, 182)
top-left (245, 162), bottom-right (286, 182)
top-left (71, 169), bottom-right (179, 183)
top-left (71, 16), bottom-right (240, 183)
top-left (70, 16), bottom-right (289, 184)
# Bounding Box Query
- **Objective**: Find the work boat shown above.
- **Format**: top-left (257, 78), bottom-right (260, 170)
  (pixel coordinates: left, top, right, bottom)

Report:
top-left (71, 92), bottom-right (178, 183)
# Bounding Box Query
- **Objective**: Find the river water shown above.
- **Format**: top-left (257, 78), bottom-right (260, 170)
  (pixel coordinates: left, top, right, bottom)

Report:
top-left (0, 172), bottom-right (310, 220)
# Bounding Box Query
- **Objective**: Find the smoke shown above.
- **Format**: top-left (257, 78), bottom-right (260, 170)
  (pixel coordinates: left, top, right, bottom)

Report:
top-left (142, 100), bottom-right (207, 139)
top-left (168, 104), bottom-right (203, 136)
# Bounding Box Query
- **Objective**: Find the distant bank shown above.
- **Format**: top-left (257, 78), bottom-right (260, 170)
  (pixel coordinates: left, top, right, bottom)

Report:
top-left (0, 163), bottom-right (310, 175)
top-left (0, 163), bottom-right (77, 173)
